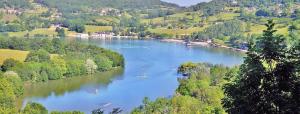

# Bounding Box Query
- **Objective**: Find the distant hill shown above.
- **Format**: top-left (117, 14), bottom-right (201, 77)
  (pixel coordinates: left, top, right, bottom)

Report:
top-left (35, 0), bottom-right (179, 13)
top-left (188, 0), bottom-right (300, 16)
top-left (0, 0), bottom-right (31, 9)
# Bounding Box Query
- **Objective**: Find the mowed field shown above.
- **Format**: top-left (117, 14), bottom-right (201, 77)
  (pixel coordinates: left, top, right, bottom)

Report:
top-left (0, 49), bottom-right (29, 64)
top-left (85, 25), bottom-right (113, 33)
top-left (7, 27), bottom-right (77, 38)
top-left (0, 49), bottom-right (59, 65)
top-left (148, 27), bottom-right (206, 36)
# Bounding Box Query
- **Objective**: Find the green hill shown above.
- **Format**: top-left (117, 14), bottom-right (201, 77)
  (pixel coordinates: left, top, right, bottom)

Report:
top-left (36, 0), bottom-right (179, 13)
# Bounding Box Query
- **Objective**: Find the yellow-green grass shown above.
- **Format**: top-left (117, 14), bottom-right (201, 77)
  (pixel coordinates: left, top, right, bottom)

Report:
top-left (141, 12), bottom-right (201, 24)
top-left (95, 16), bottom-right (119, 24)
top-left (8, 27), bottom-right (57, 38)
top-left (1, 14), bottom-right (18, 22)
top-left (148, 27), bottom-right (206, 36)
top-left (85, 25), bottom-right (112, 33)
top-left (247, 24), bottom-right (289, 36)
top-left (260, 17), bottom-right (292, 24)
top-left (247, 24), bottom-right (266, 35)
top-left (7, 27), bottom-right (77, 38)
top-left (141, 17), bottom-right (164, 24)
top-left (0, 49), bottom-right (29, 64)
top-left (207, 13), bottom-right (239, 22)
top-left (225, 7), bottom-right (240, 12)
top-left (0, 49), bottom-right (60, 65)
top-left (25, 7), bottom-right (48, 15)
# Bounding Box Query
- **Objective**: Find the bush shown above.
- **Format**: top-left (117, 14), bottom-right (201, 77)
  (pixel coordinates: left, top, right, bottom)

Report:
top-left (41, 64), bottom-right (63, 80)
top-left (0, 77), bottom-right (15, 110)
top-left (23, 102), bottom-right (48, 114)
top-left (25, 49), bottom-right (50, 62)
top-left (94, 55), bottom-right (113, 71)
top-left (3, 71), bottom-right (24, 97)
top-left (85, 59), bottom-right (98, 74)
top-left (1, 59), bottom-right (20, 72)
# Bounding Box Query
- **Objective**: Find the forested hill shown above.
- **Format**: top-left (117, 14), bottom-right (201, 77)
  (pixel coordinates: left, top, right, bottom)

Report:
top-left (36, 0), bottom-right (179, 13)
top-left (0, 0), bottom-right (31, 9)
top-left (186, 0), bottom-right (300, 18)
top-left (190, 0), bottom-right (300, 10)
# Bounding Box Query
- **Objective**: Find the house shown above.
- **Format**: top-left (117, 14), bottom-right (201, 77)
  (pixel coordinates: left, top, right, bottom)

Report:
top-left (245, 7), bottom-right (257, 13)
top-left (0, 8), bottom-right (23, 15)
top-left (76, 33), bottom-right (89, 39)
top-left (98, 8), bottom-right (121, 16)
top-left (90, 32), bottom-right (115, 39)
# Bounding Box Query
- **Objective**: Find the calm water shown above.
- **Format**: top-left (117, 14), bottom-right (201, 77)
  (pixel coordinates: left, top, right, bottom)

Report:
top-left (21, 39), bottom-right (244, 113)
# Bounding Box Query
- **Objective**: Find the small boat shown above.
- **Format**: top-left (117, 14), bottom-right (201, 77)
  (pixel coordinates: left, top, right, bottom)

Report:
top-left (185, 42), bottom-right (192, 46)
top-left (136, 73), bottom-right (148, 78)
top-left (99, 102), bottom-right (112, 108)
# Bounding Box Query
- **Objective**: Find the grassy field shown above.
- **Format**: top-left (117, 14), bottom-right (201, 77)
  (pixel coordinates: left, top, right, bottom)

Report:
top-left (8, 27), bottom-right (57, 38)
top-left (94, 16), bottom-right (119, 24)
top-left (1, 14), bottom-right (19, 22)
top-left (247, 24), bottom-right (289, 36)
top-left (7, 27), bottom-right (77, 38)
top-left (85, 25), bottom-right (113, 33)
top-left (148, 27), bottom-right (206, 36)
top-left (0, 49), bottom-right (60, 65)
top-left (207, 13), bottom-right (240, 22)
top-left (0, 49), bottom-right (29, 64)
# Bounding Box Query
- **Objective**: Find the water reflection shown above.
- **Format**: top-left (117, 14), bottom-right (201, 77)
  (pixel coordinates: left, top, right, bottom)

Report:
top-left (18, 68), bottom-right (124, 108)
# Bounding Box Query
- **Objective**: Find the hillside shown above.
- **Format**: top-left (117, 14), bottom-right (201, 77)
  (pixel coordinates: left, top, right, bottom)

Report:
top-left (0, 0), bottom-right (299, 51)
top-left (0, 0), bottom-right (31, 9)
top-left (36, 0), bottom-right (179, 13)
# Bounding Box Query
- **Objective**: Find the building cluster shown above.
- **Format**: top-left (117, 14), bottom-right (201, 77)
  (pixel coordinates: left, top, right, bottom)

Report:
top-left (0, 8), bottom-right (23, 15)
top-left (77, 32), bottom-right (115, 39)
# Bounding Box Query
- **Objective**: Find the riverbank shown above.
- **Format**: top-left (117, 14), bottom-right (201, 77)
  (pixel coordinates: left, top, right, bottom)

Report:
top-left (160, 39), bottom-right (248, 53)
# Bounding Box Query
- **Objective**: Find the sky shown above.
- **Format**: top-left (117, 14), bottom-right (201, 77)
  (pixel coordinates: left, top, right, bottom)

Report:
top-left (161, 0), bottom-right (211, 6)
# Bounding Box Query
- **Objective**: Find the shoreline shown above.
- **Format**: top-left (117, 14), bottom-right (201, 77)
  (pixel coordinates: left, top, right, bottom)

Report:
top-left (66, 35), bottom-right (248, 53)
top-left (160, 39), bottom-right (248, 53)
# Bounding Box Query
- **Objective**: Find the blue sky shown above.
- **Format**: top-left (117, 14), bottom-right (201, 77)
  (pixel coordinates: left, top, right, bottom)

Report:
top-left (161, 0), bottom-right (211, 6)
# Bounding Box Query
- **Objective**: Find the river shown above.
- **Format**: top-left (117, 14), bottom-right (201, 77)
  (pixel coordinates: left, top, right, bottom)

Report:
top-left (20, 39), bottom-right (244, 113)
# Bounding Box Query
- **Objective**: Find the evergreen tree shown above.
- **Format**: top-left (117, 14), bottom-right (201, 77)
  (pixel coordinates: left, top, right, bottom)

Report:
top-left (223, 20), bottom-right (300, 113)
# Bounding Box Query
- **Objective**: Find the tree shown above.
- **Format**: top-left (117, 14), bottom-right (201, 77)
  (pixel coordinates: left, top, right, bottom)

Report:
top-left (23, 102), bottom-right (48, 114)
top-left (85, 59), bottom-right (98, 74)
top-left (294, 9), bottom-right (300, 19)
top-left (94, 55), bottom-right (113, 71)
top-left (25, 49), bottom-right (50, 62)
top-left (52, 38), bottom-right (65, 54)
top-left (256, 9), bottom-right (270, 17)
top-left (51, 56), bottom-right (67, 75)
top-left (223, 20), bottom-right (300, 113)
top-left (55, 27), bottom-right (66, 37)
top-left (0, 77), bottom-right (16, 112)
top-left (1, 59), bottom-right (20, 72)
top-left (3, 71), bottom-right (24, 97)
top-left (177, 62), bottom-right (197, 76)
top-left (41, 63), bottom-right (63, 80)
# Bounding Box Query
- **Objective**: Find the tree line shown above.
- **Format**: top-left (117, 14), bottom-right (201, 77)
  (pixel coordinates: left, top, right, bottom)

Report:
top-left (0, 37), bottom-right (124, 82)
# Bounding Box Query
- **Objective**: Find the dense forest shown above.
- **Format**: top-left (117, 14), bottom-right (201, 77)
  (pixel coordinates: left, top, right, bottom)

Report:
top-left (0, 37), bottom-right (124, 82)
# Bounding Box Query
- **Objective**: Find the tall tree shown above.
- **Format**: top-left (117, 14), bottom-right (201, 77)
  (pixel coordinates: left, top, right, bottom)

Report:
top-left (223, 20), bottom-right (300, 113)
